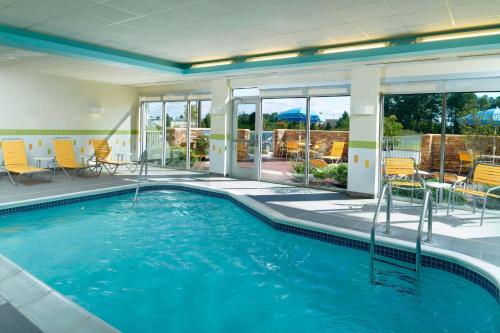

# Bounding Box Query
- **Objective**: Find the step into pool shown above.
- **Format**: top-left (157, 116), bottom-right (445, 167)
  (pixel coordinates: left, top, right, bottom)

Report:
top-left (0, 190), bottom-right (498, 332)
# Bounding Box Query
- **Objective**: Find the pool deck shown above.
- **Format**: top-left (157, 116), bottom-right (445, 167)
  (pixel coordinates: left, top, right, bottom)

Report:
top-left (0, 166), bottom-right (498, 332)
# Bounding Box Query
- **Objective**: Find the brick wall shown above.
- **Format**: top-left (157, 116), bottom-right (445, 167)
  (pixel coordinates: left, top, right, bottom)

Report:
top-left (420, 134), bottom-right (498, 172)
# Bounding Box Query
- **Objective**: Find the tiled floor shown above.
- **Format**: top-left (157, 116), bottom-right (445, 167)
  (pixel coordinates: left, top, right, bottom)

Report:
top-left (0, 167), bottom-right (498, 268)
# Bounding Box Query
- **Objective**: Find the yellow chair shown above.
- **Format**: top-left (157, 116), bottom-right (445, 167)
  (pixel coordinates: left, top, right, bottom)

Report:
top-left (323, 141), bottom-right (345, 164)
top-left (53, 138), bottom-right (101, 178)
top-left (91, 138), bottom-right (136, 175)
top-left (448, 163), bottom-right (500, 225)
top-left (1, 139), bottom-right (52, 185)
top-left (458, 151), bottom-right (476, 176)
top-left (285, 140), bottom-right (302, 160)
top-left (384, 157), bottom-right (426, 203)
top-left (311, 159), bottom-right (328, 168)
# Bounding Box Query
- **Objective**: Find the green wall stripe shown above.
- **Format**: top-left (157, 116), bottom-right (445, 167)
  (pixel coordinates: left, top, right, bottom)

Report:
top-left (349, 140), bottom-right (378, 149)
top-left (210, 134), bottom-right (227, 140)
top-left (0, 129), bottom-right (138, 135)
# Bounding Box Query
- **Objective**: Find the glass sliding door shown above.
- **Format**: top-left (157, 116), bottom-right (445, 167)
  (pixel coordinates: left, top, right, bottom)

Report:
top-left (307, 96), bottom-right (350, 189)
top-left (446, 91), bottom-right (500, 215)
top-left (382, 94), bottom-right (443, 201)
top-left (143, 101), bottom-right (164, 165)
top-left (165, 101), bottom-right (188, 168)
top-left (232, 98), bottom-right (260, 180)
top-left (189, 100), bottom-right (211, 170)
top-left (260, 98), bottom-right (307, 184)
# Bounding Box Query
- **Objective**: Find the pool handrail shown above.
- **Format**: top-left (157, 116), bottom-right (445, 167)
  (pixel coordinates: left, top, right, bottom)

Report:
top-left (133, 150), bottom-right (148, 204)
top-left (371, 184), bottom-right (434, 279)
top-left (370, 183), bottom-right (392, 279)
top-left (416, 189), bottom-right (433, 276)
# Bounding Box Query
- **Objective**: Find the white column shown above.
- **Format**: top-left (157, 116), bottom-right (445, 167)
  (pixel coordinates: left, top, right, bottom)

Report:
top-left (347, 67), bottom-right (381, 197)
top-left (209, 79), bottom-right (231, 176)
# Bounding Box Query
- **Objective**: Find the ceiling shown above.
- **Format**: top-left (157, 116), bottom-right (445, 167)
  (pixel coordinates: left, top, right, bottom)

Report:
top-left (0, 0), bottom-right (499, 85)
top-left (0, 45), bottom-right (179, 85)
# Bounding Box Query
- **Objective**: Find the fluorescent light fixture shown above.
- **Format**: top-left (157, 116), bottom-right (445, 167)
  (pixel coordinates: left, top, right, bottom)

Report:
top-left (418, 29), bottom-right (500, 43)
top-left (246, 52), bottom-right (299, 62)
top-left (191, 60), bottom-right (233, 68)
top-left (318, 42), bottom-right (389, 54)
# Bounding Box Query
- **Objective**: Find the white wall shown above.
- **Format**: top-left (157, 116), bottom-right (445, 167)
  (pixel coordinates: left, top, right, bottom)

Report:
top-left (0, 69), bottom-right (139, 165)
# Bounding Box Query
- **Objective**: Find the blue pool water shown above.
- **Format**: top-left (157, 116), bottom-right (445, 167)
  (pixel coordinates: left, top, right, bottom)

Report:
top-left (0, 191), bottom-right (497, 332)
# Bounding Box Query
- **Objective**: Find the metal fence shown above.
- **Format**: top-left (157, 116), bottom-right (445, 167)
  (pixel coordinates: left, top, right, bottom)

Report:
top-left (382, 135), bottom-right (422, 164)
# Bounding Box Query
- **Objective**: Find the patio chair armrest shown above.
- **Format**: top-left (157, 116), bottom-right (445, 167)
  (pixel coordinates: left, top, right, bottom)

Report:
top-left (450, 181), bottom-right (467, 190)
top-left (486, 185), bottom-right (500, 195)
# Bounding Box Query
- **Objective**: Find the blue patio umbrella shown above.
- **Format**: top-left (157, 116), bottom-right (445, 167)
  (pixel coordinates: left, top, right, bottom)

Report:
top-left (276, 108), bottom-right (325, 123)
top-left (461, 108), bottom-right (500, 126)
top-left (461, 107), bottom-right (500, 157)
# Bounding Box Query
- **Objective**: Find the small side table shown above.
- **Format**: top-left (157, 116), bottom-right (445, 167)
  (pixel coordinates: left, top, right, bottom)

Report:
top-left (116, 152), bottom-right (133, 162)
top-left (33, 157), bottom-right (56, 175)
top-left (426, 182), bottom-right (452, 212)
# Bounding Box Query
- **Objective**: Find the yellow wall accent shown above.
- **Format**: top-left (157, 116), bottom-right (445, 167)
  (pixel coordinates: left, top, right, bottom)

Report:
top-left (37, 140), bottom-right (42, 147)
top-left (365, 160), bottom-right (370, 168)
top-left (28, 143), bottom-right (33, 150)
top-left (80, 147), bottom-right (85, 153)
top-left (354, 155), bottom-right (359, 163)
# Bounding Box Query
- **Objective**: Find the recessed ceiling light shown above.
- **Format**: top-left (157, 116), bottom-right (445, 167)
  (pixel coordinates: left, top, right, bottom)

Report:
top-left (318, 42), bottom-right (389, 55)
top-left (191, 60), bottom-right (233, 68)
top-left (246, 52), bottom-right (300, 62)
top-left (417, 29), bottom-right (500, 43)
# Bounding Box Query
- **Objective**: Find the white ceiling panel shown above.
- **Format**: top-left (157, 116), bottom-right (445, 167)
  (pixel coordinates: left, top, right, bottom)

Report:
top-left (337, 2), bottom-right (393, 22)
top-left (0, 0), bottom-right (496, 84)
top-left (107, 0), bottom-right (165, 15)
top-left (324, 0), bottom-right (380, 11)
top-left (384, 0), bottom-right (446, 14)
top-left (451, 0), bottom-right (500, 20)
top-left (0, 0), bottom-right (497, 63)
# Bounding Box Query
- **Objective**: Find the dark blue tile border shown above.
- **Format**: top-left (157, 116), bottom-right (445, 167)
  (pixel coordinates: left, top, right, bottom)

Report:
top-left (0, 184), bottom-right (498, 303)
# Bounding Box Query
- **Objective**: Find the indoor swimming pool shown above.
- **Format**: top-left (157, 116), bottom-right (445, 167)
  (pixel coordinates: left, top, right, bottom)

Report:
top-left (0, 190), bottom-right (497, 333)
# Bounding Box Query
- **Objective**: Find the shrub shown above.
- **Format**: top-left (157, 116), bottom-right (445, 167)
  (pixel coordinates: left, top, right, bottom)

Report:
top-left (332, 163), bottom-right (348, 186)
top-left (292, 161), bottom-right (306, 174)
top-left (312, 164), bottom-right (337, 179)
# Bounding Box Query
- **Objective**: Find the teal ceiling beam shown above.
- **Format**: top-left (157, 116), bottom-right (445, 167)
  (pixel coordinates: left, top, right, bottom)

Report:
top-left (0, 24), bottom-right (185, 74)
top-left (0, 24), bottom-right (500, 77)
top-left (185, 33), bottom-right (500, 74)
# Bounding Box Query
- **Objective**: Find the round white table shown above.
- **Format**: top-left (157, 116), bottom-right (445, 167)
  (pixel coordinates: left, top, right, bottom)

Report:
top-left (426, 182), bottom-right (452, 212)
top-left (33, 157), bottom-right (56, 175)
top-left (33, 157), bottom-right (54, 168)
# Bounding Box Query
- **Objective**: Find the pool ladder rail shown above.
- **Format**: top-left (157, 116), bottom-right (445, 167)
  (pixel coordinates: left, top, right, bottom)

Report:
top-left (133, 150), bottom-right (148, 205)
top-left (370, 184), bottom-right (433, 279)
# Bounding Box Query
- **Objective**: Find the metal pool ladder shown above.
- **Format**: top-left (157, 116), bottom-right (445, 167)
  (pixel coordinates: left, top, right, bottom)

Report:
top-left (133, 150), bottom-right (148, 205)
top-left (370, 185), bottom-right (433, 279)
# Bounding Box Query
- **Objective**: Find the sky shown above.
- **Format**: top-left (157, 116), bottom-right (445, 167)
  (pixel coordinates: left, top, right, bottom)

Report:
top-left (148, 96), bottom-right (352, 123)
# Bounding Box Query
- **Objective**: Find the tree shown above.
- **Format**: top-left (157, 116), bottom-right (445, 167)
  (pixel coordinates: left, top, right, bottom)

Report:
top-left (384, 94), bottom-right (442, 134)
top-left (201, 113), bottom-right (210, 128)
top-left (446, 92), bottom-right (478, 134)
top-left (335, 111), bottom-right (349, 130)
top-left (383, 115), bottom-right (403, 137)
